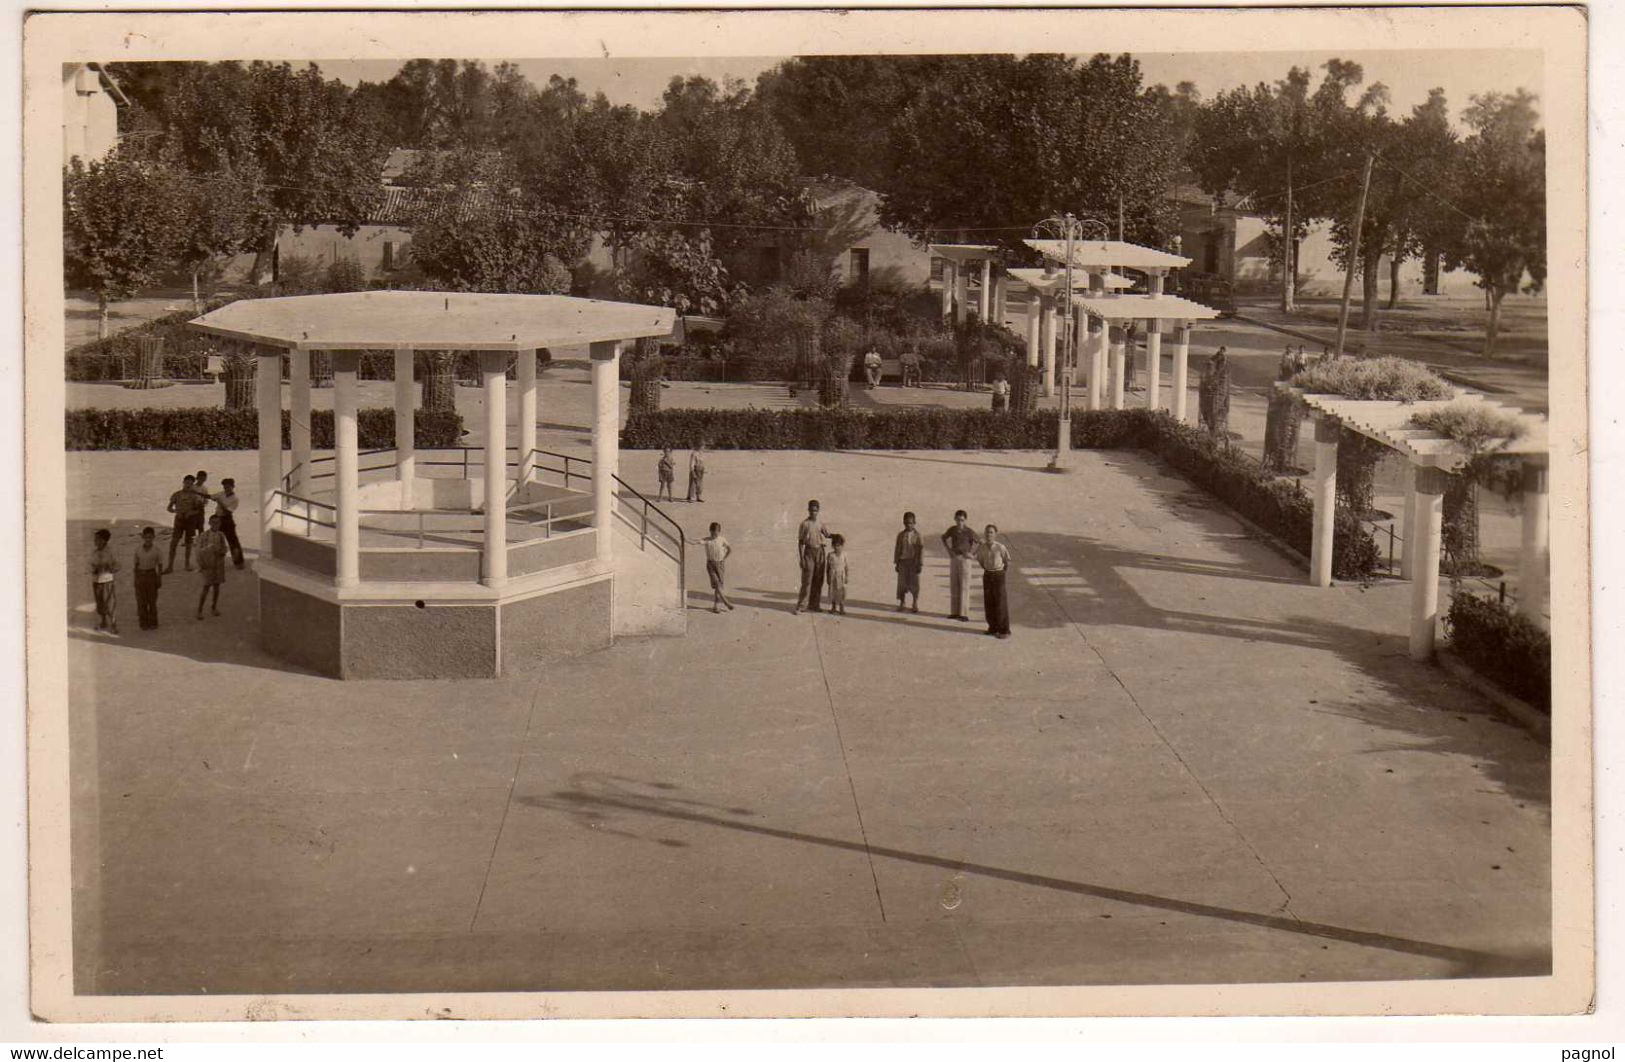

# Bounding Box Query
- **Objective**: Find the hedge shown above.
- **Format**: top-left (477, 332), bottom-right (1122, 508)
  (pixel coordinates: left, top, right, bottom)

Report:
top-left (1445, 592), bottom-right (1551, 712)
top-left (622, 408), bottom-right (1146, 452)
top-left (65, 408), bottom-right (465, 451)
top-left (1137, 415), bottom-right (1379, 581)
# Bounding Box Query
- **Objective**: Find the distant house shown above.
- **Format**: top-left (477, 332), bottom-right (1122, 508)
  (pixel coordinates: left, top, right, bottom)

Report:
top-left (62, 63), bottom-right (125, 166)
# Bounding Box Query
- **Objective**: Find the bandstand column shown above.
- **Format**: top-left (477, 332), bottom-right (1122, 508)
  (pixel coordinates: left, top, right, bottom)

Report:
top-left (1409, 465), bottom-right (1448, 660)
top-left (1518, 457), bottom-right (1549, 625)
top-left (590, 340), bottom-right (622, 564)
top-left (518, 348), bottom-right (538, 487)
top-left (1172, 325), bottom-right (1192, 423)
top-left (332, 350), bottom-right (361, 589)
top-left (289, 347), bottom-right (311, 495)
top-left (1109, 325), bottom-right (1126, 410)
top-left (979, 258), bottom-right (992, 322)
top-left (1025, 296), bottom-right (1041, 369)
top-left (1309, 415), bottom-right (1340, 588)
top-left (393, 347), bottom-right (415, 507)
top-left (256, 344), bottom-right (283, 548)
top-left (1040, 297), bottom-right (1057, 397)
top-left (481, 351), bottom-right (508, 588)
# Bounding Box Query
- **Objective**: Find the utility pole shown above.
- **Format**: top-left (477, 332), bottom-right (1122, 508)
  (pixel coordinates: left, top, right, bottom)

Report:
top-left (1282, 156), bottom-right (1295, 313)
top-left (1333, 152), bottom-right (1375, 358)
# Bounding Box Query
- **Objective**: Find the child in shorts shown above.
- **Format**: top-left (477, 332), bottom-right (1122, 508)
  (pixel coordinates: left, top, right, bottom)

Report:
top-left (701, 521), bottom-right (734, 613)
top-left (90, 528), bottom-right (119, 633)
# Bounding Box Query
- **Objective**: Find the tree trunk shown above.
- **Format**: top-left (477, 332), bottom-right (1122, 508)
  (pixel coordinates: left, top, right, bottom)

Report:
top-left (1281, 159), bottom-right (1295, 313)
top-left (1262, 391), bottom-right (1303, 473)
top-left (1336, 430), bottom-right (1382, 517)
top-left (421, 350), bottom-right (458, 411)
top-left (1442, 474), bottom-right (1481, 575)
top-left (1485, 289), bottom-right (1504, 358)
top-left (247, 223), bottom-right (279, 287)
top-left (1386, 252), bottom-right (1402, 310)
top-left (191, 265), bottom-right (203, 315)
top-left (97, 293), bottom-right (108, 341)
top-left (1360, 247), bottom-right (1382, 332)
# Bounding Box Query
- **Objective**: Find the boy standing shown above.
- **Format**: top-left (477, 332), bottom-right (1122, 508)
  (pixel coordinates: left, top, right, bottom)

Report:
top-left (166, 474), bottom-right (205, 573)
top-left (657, 447), bottom-right (676, 502)
top-left (132, 527), bottom-right (164, 630)
top-left (893, 511), bottom-right (923, 613)
top-left (794, 500), bottom-right (831, 614)
top-left (977, 523), bottom-right (1013, 639)
top-left (826, 534), bottom-right (850, 615)
top-left (940, 509), bottom-right (978, 621)
top-left (212, 477), bottom-right (244, 568)
top-left (89, 528), bottom-right (119, 633)
top-left (701, 522), bottom-right (734, 613)
top-left (687, 444), bottom-right (707, 502)
top-left (195, 514), bottom-right (228, 619)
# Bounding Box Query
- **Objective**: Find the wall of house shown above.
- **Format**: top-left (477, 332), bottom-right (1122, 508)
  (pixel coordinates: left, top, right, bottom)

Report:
top-left (818, 184), bottom-right (933, 289)
top-left (62, 65), bottom-right (119, 166)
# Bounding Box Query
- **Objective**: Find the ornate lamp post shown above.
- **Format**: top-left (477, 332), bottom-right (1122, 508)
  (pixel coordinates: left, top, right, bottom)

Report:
top-left (1033, 212), bottom-right (1110, 472)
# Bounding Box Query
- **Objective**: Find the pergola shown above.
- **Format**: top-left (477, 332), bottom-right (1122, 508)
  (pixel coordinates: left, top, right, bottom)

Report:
top-left (1277, 382), bottom-right (1550, 661)
top-left (1005, 267), bottom-right (1130, 396)
top-left (928, 244), bottom-right (1000, 325)
top-left (188, 290), bottom-right (677, 679)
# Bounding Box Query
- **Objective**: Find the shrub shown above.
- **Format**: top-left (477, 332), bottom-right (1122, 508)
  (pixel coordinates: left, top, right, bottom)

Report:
top-left (66, 407), bottom-right (464, 451)
top-left (66, 299), bottom-right (240, 381)
top-left (622, 408), bottom-right (1145, 452)
top-left (1445, 592), bottom-right (1551, 711)
top-left (1290, 356), bottom-right (1453, 402)
top-left (1410, 402), bottom-right (1527, 450)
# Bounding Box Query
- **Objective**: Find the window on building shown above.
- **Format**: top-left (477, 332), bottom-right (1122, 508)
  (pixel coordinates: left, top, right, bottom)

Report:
top-left (849, 247), bottom-right (870, 285)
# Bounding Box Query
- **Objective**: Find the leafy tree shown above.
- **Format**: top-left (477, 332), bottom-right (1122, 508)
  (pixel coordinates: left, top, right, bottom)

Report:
top-left (171, 159), bottom-right (262, 311)
top-left (613, 228), bottom-right (744, 316)
top-left (408, 191), bottom-right (574, 296)
top-left (63, 149), bottom-right (185, 338)
top-left (1444, 90), bottom-right (1546, 356)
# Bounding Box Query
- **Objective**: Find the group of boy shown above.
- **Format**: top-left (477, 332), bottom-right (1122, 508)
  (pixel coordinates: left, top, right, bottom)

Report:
top-left (656, 445), bottom-right (707, 504)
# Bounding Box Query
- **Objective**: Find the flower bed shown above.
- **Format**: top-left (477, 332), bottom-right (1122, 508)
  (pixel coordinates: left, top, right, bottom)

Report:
top-left (65, 408), bottom-right (465, 451)
top-left (1445, 591), bottom-right (1551, 712)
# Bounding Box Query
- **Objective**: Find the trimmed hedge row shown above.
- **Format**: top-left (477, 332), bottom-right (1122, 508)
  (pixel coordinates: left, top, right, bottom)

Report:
top-left (1445, 592), bottom-right (1551, 712)
top-left (622, 408), bottom-right (1145, 452)
top-left (65, 408), bottom-right (465, 451)
top-left (1137, 415), bottom-right (1379, 582)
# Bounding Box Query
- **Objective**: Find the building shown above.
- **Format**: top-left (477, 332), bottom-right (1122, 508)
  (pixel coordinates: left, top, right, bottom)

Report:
top-left (61, 63), bottom-right (124, 166)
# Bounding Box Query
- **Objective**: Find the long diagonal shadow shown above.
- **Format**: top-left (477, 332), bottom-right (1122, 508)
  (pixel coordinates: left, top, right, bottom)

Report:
top-left (526, 787), bottom-right (1546, 978)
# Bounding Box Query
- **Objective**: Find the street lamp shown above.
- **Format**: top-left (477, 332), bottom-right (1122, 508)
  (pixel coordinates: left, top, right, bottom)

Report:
top-left (1032, 212), bottom-right (1110, 472)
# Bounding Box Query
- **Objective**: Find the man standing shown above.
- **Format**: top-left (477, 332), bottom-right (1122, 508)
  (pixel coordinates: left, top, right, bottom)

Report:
top-left (940, 509), bottom-right (978, 621)
top-left (211, 477), bottom-right (245, 569)
top-left (794, 499), bottom-right (831, 614)
top-left (977, 523), bottom-right (1013, 639)
top-left (893, 511), bottom-right (923, 613)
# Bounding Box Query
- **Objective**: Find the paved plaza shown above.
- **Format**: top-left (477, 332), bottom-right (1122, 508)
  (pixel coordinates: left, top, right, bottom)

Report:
top-left (65, 438), bottom-right (1549, 994)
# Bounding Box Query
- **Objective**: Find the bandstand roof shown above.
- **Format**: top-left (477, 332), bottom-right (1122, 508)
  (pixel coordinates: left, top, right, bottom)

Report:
top-left (188, 290), bottom-right (677, 352)
top-left (1025, 239), bottom-right (1191, 271)
top-left (928, 243), bottom-right (1000, 262)
top-left (1072, 293), bottom-right (1222, 323)
top-left (1007, 267), bottom-right (1133, 291)
top-left (1276, 383), bottom-right (1550, 471)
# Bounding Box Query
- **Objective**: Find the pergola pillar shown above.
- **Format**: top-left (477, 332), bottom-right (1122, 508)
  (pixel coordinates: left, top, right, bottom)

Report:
top-left (1040, 297), bottom-right (1057, 397)
top-left (289, 347), bottom-right (311, 495)
top-left (1089, 317), bottom-right (1106, 411)
top-left (1409, 466), bottom-right (1448, 661)
top-left (1400, 480), bottom-right (1420, 580)
top-left (954, 264), bottom-right (969, 326)
top-left (1519, 458), bottom-right (1549, 625)
top-left (1309, 415), bottom-right (1340, 588)
top-left (481, 351), bottom-right (508, 588)
top-left (590, 340), bottom-right (622, 564)
top-left (332, 350), bottom-right (361, 590)
top-left (940, 260), bottom-right (954, 320)
top-left (1072, 308), bottom-right (1087, 388)
top-left (393, 347), bottom-right (415, 508)
top-left (992, 271), bottom-right (1007, 327)
top-left (1172, 326), bottom-right (1192, 423)
top-left (1109, 326), bottom-right (1126, 410)
top-left (978, 258), bottom-right (992, 322)
top-left (518, 348), bottom-right (538, 486)
top-left (256, 344), bottom-right (283, 548)
top-left (1145, 275), bottom-right (1165, 412)
top-left (1025, 298), bottom-right (1041, 369)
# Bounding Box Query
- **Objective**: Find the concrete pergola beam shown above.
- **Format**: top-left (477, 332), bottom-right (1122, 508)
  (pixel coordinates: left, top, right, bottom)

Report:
top-left (1023, 238), bottom-right (1192, 273)
top-left (929, 244), bottom-right (1000, 326)
top-left (1072, 293), bottom-right (1222, 415)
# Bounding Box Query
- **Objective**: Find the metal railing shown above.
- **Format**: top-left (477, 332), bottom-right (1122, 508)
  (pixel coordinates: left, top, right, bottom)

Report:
top-left (612, 474), bottom-right (687, 603)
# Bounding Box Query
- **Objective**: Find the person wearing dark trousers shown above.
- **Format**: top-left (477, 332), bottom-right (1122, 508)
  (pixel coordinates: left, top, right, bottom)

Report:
top-left (132, 527), bottom-right (164, 630)
top-left (687, 444), bottom-right (707, 502)
top-left (794, 499), bottom-right (831, 614)
top-left (211, 477), bottom-right (245, 568)
top-left (977, 523), bottom-right (1012, 638)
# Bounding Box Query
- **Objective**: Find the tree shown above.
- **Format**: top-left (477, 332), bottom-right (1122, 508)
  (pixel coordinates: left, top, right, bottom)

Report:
top-left (1445, 90), bottom-right (1546, 356)
top-left (171, 159), bottom-right (262, 312)
top-left (408, 195), bottom-right (575, 296)
top-left (63, 149), bottom-right (185, 338)
top-left (613, 228), bottom-right (744, 316)
top-left (138, 61), bottom-right (389, 285)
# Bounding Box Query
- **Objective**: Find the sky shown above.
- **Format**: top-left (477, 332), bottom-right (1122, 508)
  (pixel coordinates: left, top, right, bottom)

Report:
top-left (320, 49), bottom-right (1544, 129)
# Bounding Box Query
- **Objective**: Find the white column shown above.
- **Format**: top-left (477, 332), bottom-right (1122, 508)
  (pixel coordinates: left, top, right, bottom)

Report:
top-left (393, 347), bottom-right (415, 508)
top-left (1040, 298), bottom-right (1057, 397)
top-left (1025, 297), bottom-right (1041, 369)
top-left (993, 271), bottom-right (1007, 327)
top-left (255, 346), bottom-right (283, 550)
top-left (1172, 325), bottom-right (1192, 423)
top-left (1146, 275), bottom-right (1165, 412)
top-left (954, 262), bottom-right (969, 327)
top-left (1072, 310), bottom-right (1087, 387)
top-left (1309, 415), bottom-right (1339, 588)
top-left (1518, 459), bottom-right (1549, 625)
top-left (939, 259), bottom-right (954, 320)
top-left (978, 258), bottom-right (992, 322)
top-left (1409, 466), bottom-right (1447, 660)
top-left (481, 351), bottom-right (508, 588)
top-left (332, 351), bottom-right (361, 589)
top-left (1109, 327), bottom-right (1126, 410)
top-left (289, 347), bottom-right (311, 495)
top-left (1400, 479), bottom-right (1420, 580)
top-left (518, 348), bottom-right (537, 487)
top-left (590, 340), bottom-right (621, 564)
top-left (1089, 318), bottom-right (1106, 411)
